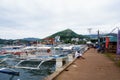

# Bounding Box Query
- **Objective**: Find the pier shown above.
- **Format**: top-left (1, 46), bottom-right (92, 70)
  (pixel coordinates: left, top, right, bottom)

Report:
top-left (45, 48), bottom-right (120, 80)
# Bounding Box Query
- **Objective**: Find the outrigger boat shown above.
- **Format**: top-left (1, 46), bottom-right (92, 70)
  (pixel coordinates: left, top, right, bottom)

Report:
top-left (0, 45), bottom-right (24, 55)
top-left (15, 60), bottom-right (45, 70)
top-left (14, 46), bottom-right (54, 69)
top-left (0, 68), bottom-right (19, 76)
top-left (0, 54), bottom-right (12, 63)
top-left (0, 54), bottom-right (11, 58)
top-left (13, 44), bottom-right (76, 70)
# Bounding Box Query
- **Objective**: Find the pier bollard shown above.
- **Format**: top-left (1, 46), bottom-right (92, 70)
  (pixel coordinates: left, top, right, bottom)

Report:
top-left (68, 54), bottom-right (74, 62)
top-left (56, 58), bottom-right (63, 71)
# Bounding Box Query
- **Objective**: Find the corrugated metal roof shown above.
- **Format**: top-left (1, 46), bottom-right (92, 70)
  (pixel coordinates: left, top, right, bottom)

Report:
top-left (102, 34), bottom-right (117, 43)
top-left (109, 36), bottom-right (117, 42)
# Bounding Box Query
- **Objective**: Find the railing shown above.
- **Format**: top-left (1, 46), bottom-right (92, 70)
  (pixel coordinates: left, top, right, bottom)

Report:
top-left (55, 45), bottom-right (88, 71)
top-left (44, 45), bottom-right (89, 80)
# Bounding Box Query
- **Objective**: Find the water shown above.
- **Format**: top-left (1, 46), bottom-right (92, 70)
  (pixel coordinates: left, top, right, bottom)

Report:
top-left (0, 48), bottom-right (72, 80)
top-left (0, 58), bottom-right (56, 80)
top-left (0, 44), bottom-right (85, 80)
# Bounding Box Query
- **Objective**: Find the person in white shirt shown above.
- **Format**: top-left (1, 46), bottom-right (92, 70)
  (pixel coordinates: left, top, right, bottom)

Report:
top-left (75, 50), bottom-right (85, 59)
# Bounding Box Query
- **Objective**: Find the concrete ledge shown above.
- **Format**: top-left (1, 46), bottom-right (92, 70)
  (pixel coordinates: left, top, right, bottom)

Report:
top-left (44, 46), bottom-right (89, 80)
top-left (44, 58), bottom-right (77, 80)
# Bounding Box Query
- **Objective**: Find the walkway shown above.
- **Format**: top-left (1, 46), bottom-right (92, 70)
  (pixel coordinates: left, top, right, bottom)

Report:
top-left (54, 48), bottom-right (120, 80)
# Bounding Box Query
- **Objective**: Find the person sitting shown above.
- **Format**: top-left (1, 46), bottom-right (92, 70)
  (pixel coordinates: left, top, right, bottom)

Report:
top-left (75, 51), bottom-right (85, 59)
top-left (75, 51), bottom-right (80, 58)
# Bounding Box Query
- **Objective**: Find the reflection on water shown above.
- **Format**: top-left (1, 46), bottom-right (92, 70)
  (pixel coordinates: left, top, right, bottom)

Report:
top-left (0, 59), bottom-right (56, 80)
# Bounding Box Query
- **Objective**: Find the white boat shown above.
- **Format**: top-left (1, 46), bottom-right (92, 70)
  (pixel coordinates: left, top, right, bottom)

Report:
top-left (1, 45), bottom-right (24, 55)
top-left (14, 44), bottom-right (79, 70)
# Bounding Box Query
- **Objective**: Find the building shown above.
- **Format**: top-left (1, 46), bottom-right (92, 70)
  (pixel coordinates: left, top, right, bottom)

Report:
top-left (71, 38), bottom-right (79, 42)
top-left (42, 38), bottom-right (55, 45)
top-left (102, 33), bottom-right (117, 53)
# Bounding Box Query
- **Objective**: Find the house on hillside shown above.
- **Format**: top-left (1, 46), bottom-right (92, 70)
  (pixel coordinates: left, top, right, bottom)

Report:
top-left (71, 38), bottom-right (79, 42)
top-left (41, 38), bottom-right (55, 45)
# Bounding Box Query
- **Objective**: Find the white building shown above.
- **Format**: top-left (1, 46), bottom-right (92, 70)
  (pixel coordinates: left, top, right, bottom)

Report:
top-left (71, 38), bottom-right (79, 42)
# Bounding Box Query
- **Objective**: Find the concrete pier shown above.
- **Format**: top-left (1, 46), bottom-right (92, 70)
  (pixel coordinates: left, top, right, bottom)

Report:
top-left (54, 48), bottom-right (120, 80)
top-left (44, 46), bottom-right (88, 80)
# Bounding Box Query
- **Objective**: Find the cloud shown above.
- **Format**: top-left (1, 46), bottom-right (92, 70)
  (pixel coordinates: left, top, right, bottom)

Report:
top-left (0, 0), bottom-right (120, 39)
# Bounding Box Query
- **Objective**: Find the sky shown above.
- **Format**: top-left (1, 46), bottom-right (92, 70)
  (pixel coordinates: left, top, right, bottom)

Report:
top-left (0, 0), bottom-right (120, 39)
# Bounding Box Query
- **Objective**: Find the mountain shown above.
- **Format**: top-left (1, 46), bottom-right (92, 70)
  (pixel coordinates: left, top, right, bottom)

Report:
top-left (105, 33), bottom-right (117, 37)
top-left (0, 29), bottom-right (88, 44)
top-left (23, 38), bottom-right (41, 41)
top-left (46, 29), bottom-right (85, 40)
top-left (85, 34), bottom-right (98, 39)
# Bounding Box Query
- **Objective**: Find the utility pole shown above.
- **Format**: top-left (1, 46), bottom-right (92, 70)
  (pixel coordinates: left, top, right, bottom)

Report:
top-left (98, 30), bottom-right (100, 47)
top-left (88, 28), bottom-right (92, 40)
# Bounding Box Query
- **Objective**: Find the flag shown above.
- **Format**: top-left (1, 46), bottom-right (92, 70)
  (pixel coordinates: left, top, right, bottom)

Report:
top-left (105, 37), bottom-right (109, 49)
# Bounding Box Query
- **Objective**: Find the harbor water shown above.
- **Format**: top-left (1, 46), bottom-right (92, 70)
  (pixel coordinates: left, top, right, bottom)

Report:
top-left (0, 58), bottom-right (56, 80)
top-left (0, 50), bottom-right (71, 80)
top-left (0, 44), bottom-right (86, 80)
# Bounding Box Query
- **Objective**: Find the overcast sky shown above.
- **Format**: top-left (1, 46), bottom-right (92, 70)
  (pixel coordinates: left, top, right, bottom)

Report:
top-left (0, 0), bottom-right (120, 39)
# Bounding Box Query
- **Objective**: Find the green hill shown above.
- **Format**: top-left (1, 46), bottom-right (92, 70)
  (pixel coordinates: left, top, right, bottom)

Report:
top-left (46, 29), bottom-right (85, 42)
top-left (0, 29), bottom-right (88, 44)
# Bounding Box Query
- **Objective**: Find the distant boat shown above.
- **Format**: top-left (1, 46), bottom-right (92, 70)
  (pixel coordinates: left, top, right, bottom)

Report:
top-left (0, 45), bottom-right (24, 55)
